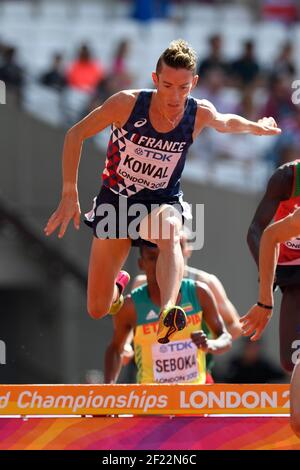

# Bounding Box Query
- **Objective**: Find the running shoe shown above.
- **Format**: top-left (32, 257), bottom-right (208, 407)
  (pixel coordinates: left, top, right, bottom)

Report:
top-left (157, 305), bottom-right (187, 343)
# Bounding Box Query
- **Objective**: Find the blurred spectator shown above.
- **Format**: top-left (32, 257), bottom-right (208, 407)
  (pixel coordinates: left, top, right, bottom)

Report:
top-left (66, 44), bottom-right (105, 94)
top-left (0, 41), bottom-right (6, 64)
top-left (192, 66), bottom-right (239, 165)
top-left (194, 66), bottom-right (238, 113)
top-left (230, 40), bottom-right (261, 87)
top-left (193, 89), bottom-right (271, 171)
top-left (234, 89), bottom-right (263, 122)
top-left (215, 90), bottom-right (272, 166)
top-left (153, 0), bottom-right (170, 19)
top-left (0, 45), bottom-right (24, 106)
top-left (85, 40), bottom-right (134, 116)
top-left (197, 35), bottom-right (228, 82)
top-left (265, 106), bottom-right (300, 169)
top-left (224, 339), bottom-right (286, 383)
top-left (132, 0), bottom-right (170, 22)
top-left (271, 42), bottom-right (296, 79)
top-left (110, 39), bottom-right (133, 91)
top-left (261, 0), bottom-right (299, 24)
top-left (39, 53), bottom-right (66, 92)
top-left (261, 73), bottom-right (296, 128)
top-left (132, 0), bottom-right (154, 22)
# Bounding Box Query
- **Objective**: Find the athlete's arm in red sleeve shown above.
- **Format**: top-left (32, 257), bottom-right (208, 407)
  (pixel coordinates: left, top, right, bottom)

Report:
top-left (247, 165), bottom-right (293, 267)
top-left (196, 99), bottom-right (281, 136)
top-left (44, 90), bottom-right (137, 238)
top-left (104, 295), bottom-right (136, 384)
top-left (192, 282), bottom-right (232, 355)
top-left (241, 208), bottom-right (300, 341)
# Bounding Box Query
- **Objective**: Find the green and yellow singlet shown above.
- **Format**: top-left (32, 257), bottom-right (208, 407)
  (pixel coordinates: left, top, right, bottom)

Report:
top-left (132, 278), bottom-right (206, 384)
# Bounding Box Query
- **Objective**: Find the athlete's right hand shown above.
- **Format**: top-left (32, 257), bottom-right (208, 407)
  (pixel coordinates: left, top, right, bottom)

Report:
top-left (191, 330), bottom-right (209, 351)
top-left (240, 304), bottom-right (273, 341)
top-left (44, 194), bottom-right (81, 238)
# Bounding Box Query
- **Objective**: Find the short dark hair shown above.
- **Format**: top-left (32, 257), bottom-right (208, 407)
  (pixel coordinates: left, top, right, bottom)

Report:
top-left (156, 39), bottom-right (197, 75)
top-left (139, 242), bottom-right (158, 257)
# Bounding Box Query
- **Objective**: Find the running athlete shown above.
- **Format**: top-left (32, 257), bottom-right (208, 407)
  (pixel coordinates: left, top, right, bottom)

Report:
top-left (44, 39), bottom-right (280, 344)
top-left (241, 207), bottom-right (300, 437)
top-left (104, 244), bottom-right (232, 384)
top-left (133, 230), bottom-right (242, 339)
top-left (130, 231), bottom-right (241, 382)
top-left (245, 160), bottom-right (300, 372)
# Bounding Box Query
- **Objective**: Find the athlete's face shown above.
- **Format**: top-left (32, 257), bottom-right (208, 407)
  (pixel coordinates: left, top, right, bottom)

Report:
top-left (180, 235), bottom-right (192, 262)
top-left (152, 63), bottom-right (198, 113)
top-left (138, 245), bottom-right (160, 285)
top-left (139, 242), bottom-right (189, 285)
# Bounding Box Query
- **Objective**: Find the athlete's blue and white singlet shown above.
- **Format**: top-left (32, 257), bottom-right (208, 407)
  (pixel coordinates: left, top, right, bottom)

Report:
top-left (101, 90), bottom-right (197, 201)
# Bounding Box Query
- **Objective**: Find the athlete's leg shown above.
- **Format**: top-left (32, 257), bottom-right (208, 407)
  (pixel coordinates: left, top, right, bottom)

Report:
top-left (290, 360), bottom-right (300, 438)
top-left (139, 204), bottom-right (184, 309)
top-left (279, 286), bottom-right (300, 372)
top-left (87, 238), bottom-right (131, 319)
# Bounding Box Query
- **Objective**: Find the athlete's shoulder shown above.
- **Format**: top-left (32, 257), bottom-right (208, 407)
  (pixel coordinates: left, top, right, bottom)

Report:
top-left (113, 294), bottom-right (137, 330)
top-left (276, 160), bottom-right (297, 175)
top-left (291, 206), bottom-right (300, 225)
top-left (117, 89), bottom-right (152, 98)
top-left (181, 277), bottom-right (196, 286)
top-left (131, 280), bottom-right (148, 296)
top-left (195, 279), bottom-right (212, 293)
top-left (113, 89), bottom-right (140, 105)
top-left (194, 98), bottom-right (217, 125)
top-left (185, 265), bottom-right (209, 282)
top-left (195, 98), bottom-right (216, 111)
top-left (132, 274), bottom-right (147, 291)
top-left (109, 90), bottom-right (143, 127)
top-left (266, 161), bottom-right (294, 199)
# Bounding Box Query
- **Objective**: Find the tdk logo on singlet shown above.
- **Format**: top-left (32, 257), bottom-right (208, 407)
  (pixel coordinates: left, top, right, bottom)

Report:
top-left (159, 341), bottom-right (194, 353)
top-left (134, 147), bottom-right (173, 162)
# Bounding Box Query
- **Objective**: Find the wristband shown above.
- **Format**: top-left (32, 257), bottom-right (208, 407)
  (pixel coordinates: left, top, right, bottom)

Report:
top-left (257, 301), bottom-right (273, 310)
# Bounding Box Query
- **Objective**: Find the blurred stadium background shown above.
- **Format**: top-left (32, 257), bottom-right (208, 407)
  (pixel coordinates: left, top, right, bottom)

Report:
top-left (0, 0), bottom-right (298, 385)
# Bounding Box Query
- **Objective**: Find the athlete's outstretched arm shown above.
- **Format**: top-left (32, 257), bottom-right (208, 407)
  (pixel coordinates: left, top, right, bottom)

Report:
top-left (247, 166), bottom-right (292, 266)
top-left (104, 296), bottom-right (136, 384)
top-left (241, 208), bottom-right (300, 341)
top-left (193, 282), bottom-right (232, 354)
top-left (44, 91), bottom-right (136, 238)
top-left (197, 100), bottom-right (281, 136)
top-left (198, 272), bottom-right (242, 339)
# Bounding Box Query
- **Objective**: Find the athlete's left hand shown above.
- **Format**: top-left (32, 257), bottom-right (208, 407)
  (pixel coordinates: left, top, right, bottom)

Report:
top-left (240, 304), bottom-right (273, 341)
top-left (252, 117), bottom-right (281, 136)
top-left (191, 330), bottom-right (209, 351)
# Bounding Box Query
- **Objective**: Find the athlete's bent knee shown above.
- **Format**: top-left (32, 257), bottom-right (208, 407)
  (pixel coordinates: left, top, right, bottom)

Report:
top-left (87, 300), bottom-right (111, 320)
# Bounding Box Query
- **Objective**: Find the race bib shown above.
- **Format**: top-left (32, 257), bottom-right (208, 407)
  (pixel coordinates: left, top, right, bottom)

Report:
top-left (118, 139), bottom-right (182, 191)
top-left (152, 339), bottom-right (199, 383)
top-left (284, 237), bottom-right (300, 250)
